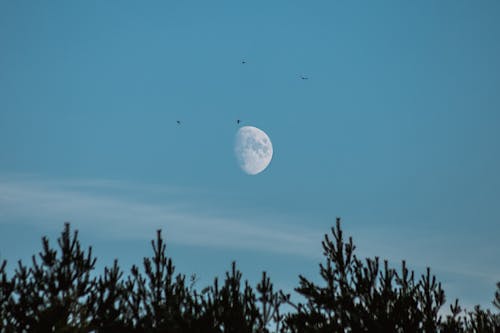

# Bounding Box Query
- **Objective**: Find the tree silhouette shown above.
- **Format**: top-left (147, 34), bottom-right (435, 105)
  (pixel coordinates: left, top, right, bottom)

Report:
top-left (283, 218), bottom-right (456, 332)
top-left (0, 219), bottom-right (498, 332)
top-left (88, 259), bottom-right (126, 332)
top-left (495, 282), bottom-right (500, 310)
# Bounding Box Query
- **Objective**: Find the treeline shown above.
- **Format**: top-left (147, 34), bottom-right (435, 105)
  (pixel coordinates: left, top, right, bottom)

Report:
top-left (0, 218), bottom-right (498, 332)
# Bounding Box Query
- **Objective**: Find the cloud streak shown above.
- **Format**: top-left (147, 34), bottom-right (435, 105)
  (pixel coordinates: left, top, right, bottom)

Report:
top-left (0, 175), bottom-right (322, 257)
top-left (0, 173), bottom-right (497, 306)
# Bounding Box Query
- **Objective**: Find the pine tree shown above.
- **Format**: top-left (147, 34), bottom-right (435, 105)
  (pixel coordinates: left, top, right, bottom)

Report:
top-left (282, 218), bottom-right (498, 333)
top-left (0, 220), bottom-right (498, 332)
top-left (6, 223), bottom-right (96, 332)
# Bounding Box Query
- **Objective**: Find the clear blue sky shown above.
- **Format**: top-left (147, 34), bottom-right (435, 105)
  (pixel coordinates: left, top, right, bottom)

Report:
top-left (0, 0), bottom-right (499, 310)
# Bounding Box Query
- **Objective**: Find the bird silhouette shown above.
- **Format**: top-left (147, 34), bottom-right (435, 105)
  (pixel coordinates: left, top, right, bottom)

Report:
top-left (241, 60), bottom-right (246, 64)
top-left (176, 120), bottom-right (181, 125)
top-left (237, 119), bottom-right (242, 124)
top-left (300, 75), bottom-right (309, 80)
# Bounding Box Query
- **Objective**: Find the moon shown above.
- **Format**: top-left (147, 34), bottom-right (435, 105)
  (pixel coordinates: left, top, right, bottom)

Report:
top-left (234, 126), bottom-right (273, 175)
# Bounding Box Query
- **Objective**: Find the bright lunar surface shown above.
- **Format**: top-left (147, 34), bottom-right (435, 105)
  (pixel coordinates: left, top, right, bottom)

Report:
top-left (234, 126), bottom-right (273, 175)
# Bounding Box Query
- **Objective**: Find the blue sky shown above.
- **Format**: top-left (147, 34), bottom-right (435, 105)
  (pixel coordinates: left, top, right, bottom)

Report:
top-left (0, 0), bottom-right (499, 310)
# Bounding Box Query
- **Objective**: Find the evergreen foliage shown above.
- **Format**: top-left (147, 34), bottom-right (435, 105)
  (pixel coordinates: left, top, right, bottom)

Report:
top-left (0, 219), bottom-right (498, 332)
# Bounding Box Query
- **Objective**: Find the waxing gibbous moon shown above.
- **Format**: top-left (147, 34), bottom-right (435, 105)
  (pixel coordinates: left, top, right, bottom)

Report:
top-left (234, 126), bottom-right (273, 175)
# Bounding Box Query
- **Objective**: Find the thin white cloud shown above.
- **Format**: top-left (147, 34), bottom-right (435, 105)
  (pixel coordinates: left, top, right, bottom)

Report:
top-left (0, 174), bottom-right (497, 306)
top-left (0, 176), bottom-right (322, 257)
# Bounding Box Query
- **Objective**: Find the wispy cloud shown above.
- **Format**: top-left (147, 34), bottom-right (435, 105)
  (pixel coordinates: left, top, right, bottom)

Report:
top-left (0, 175), bottom-right (322, 257)
top-left (0, 173), bottom-right (497, 307)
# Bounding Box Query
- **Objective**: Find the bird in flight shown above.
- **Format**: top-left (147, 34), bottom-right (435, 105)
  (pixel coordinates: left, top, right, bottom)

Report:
top-left (300, 75), bottom-right (309, 80)
top-left (237, 119), bottom-right (241, 124)
top-left (241, 60), bottom-right (246, 64)
top-left (176, 120), bottom-right (181, 125)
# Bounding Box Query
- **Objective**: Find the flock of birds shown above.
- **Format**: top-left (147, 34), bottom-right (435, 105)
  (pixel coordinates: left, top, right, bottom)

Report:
top-left (175, 59), bottom-right (309, 126)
